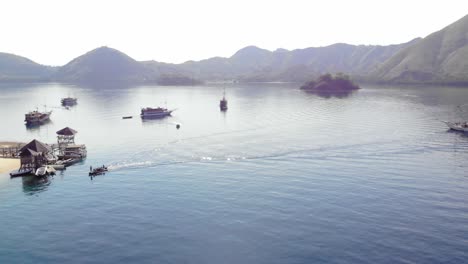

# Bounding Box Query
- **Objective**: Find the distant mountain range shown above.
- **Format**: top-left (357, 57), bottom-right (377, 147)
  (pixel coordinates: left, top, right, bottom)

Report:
top-left (1, 14), bottom-right (467, 85)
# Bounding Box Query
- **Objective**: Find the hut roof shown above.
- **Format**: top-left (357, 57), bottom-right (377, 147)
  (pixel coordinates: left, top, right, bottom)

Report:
top-left (20, 139), bottom-right (51, 153)
top-left (20, 148), bottom-right (41, 157)
top-left (56, 127), bottom-right (77, 136)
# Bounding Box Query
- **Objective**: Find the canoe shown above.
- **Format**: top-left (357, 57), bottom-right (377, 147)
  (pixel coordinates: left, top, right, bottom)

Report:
top-left (10, 169), bottom-right (33, 177)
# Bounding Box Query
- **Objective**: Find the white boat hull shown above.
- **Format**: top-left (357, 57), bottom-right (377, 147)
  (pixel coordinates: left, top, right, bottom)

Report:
top-left (141, 111), bottom-right (173, 118)
top-left (445, 121), bottom-right (468, 132)
top-left (35, 166), bottom-right (47, 176)
top-left (35, 166), bottom-right (56, 177)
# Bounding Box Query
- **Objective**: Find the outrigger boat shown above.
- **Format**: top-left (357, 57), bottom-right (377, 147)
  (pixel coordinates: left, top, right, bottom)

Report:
top-left (444, 121), bottom-right (468, 132)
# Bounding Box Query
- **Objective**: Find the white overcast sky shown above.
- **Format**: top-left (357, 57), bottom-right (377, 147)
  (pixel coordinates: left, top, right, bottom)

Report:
top-left (1, 0), bottom-right (467, 66)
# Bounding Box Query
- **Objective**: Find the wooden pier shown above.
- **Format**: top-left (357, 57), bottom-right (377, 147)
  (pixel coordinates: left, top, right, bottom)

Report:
top-left (0, 142), bottom-right (24, 158)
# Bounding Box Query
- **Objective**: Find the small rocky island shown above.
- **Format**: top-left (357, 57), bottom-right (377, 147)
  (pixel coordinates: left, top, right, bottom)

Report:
top-left (300, 73), bottom-right (360, 92)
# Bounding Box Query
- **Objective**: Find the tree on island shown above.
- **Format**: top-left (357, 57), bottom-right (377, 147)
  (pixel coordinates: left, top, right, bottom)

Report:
top-left (300, 73), bottom-right (360, 92)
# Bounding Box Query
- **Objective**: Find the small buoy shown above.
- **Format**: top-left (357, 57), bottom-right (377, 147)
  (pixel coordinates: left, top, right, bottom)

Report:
top-left (176, 124), bottom-right (180, 129)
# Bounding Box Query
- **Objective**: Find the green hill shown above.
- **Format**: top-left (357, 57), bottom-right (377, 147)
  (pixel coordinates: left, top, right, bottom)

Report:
top-left (0, 53), bottom-right (55, 82)
top-left (55, 46), bottom-right (155, 83)
top-left (176, 41), bottom-right (418, 82)
top-left (374, 14), bottom-right (468, 84)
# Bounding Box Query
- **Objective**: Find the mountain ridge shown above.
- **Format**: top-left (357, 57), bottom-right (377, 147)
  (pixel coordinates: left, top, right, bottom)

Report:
top-left (1, 13), bottom-right (468, 85)
top-left (373, 14), bottom-right (468, 84)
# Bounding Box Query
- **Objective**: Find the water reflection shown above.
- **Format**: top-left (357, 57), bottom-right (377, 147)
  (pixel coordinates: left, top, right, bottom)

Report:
top-left (303, 89), bottom-right (357, 98)
top-left (447, 129), bottom-right (468, 138)
top-left (78, 81), bottom-right (141, 91)
top-left (25, 120), bottom-right (53, 130)
top-left (22, 175), bottom-right (51, 195)
top-left (141, 116), bottom-right (174, 126)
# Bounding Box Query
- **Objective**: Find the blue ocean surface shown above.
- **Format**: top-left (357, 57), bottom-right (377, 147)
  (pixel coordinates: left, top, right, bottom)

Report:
top-left (0, 83), bottom-right (467, 263)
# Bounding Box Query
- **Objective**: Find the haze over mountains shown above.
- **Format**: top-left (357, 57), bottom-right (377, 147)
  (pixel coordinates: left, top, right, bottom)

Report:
top-left (1, 14), bottom-right (467, 85)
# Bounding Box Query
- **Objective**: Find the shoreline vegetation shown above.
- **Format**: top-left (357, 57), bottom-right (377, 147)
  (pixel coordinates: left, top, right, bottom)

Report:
top-left (300, 73), bottom-right (360, 91)
top-left (300, 73), bottom-right (360, 98)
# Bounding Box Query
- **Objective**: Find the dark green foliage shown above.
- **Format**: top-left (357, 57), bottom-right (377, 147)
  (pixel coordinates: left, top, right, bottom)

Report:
top-left (300, 73), bottom-right (359, 91)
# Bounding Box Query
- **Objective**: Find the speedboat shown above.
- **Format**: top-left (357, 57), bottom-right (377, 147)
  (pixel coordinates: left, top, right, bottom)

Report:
top-left (89, 166), bottom-right (108, 176)
top-left (140, 107), bottom-right (173, 118)
top-left (444, 121), bottom-right (468, 132)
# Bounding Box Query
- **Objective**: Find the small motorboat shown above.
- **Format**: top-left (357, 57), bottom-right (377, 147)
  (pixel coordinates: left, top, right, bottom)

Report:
top-left (35, 166), bottom-right (55, 177)
top-left (444, 121), bottom-right (468, 132)
top-left (122, 116), bottom-right (133, 119)
top-left (10, 169), bottom-right (33, 177)
top-left (89, 166), bottom-right (108, 176)
top-left (35, 166), bottom-right (47, 176)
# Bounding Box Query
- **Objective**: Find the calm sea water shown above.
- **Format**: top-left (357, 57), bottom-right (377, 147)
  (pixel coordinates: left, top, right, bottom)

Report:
top-left (0, 83), bottom-right (467, 263)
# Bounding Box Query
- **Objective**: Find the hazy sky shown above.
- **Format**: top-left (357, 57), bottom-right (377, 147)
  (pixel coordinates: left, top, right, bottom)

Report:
top-left (1, 0), bottom-right (467, 66)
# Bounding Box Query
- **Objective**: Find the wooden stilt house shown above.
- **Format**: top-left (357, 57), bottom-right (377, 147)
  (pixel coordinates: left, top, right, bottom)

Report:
top-left (19, 139), bottom-right (52, 171)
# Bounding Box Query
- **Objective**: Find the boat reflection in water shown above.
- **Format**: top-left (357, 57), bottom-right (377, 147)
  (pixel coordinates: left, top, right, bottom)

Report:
top-left (25, 119), bottom-right (52, 130)
top-left (22, 175), bottom-right (51, 196)
top-left (303, 88), bottom-right (358, 99)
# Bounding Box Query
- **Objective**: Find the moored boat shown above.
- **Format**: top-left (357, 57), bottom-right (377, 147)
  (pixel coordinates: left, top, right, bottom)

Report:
top-left (35, 166), bottom-right (46, 176)
top-left (220, 97), bottom-right (228, 111)
top-left (140, 107), bottom-right (173, 118)
top-left (56, 158), bottom-right (81, 167)
top-left (444, 121), bottom-right (468, 132)
top-left (220, 88), bottom-right (228, 111)
top-left (61, 97), bottom-right (77, 106)
top-left (24, 110), bottom-right (52, 124)
top-left (48, 164), bottom-right (65, 170)
top-left (35, 165), bottom-right (55, 177)
top-left (10, 168), bottom-right (33, 177)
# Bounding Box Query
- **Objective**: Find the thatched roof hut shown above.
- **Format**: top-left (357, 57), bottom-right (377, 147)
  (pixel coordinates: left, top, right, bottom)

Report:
top-left (56, 127), bottom-right (77, 136)
top-left (19, 139), bottom-right (51, 170)
top-left (20, 139), bottom-right (51, 153)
